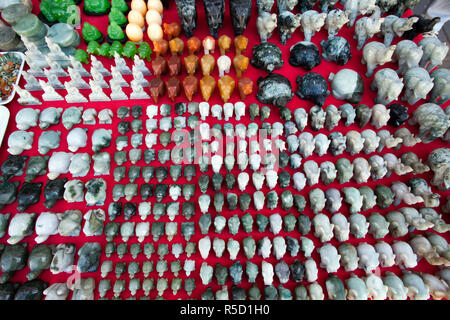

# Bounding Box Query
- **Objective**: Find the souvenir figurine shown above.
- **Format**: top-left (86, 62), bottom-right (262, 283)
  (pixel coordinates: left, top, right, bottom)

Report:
top-left (133, 55), bottom-right (151, 75)
top-left (200, 75), bottom-right (216, 101)
top-left (295, 72), bottom-right (329, 106)
top-left (187, 36), bottom-right (201, 54)
top-left (344, 0), bottom-right (377, 28)
top-left (110, 82), bottom-right (128, 100)
top-left (65, 82), bottom-right (88, 103)
top-left (15, 85), bottom-right (41, 105)
top-left (39, 80), bottom-right (64, 101)
top-left (89, 79), bottom-right (110, 101)
top-left (362, 42), bottom-right (396, 78)
top-left (429, 68), bottom-right (450, 106)
top-left (251, 42), bottom-right (283, 73)
top-left (256, 73), bottom-right (293, 108)
top-left (234, 35), bottom-right (248, 54)
top-left (218, 75), bottom-right (235, 103)
top-left (402, 67), bottom-right (434, 105)
top-left (218, 35), bottom-right (231, 55)
top-left (371, 68), bottom-right (404, 105)
top-left (321, 36), bottom-right (352, 65)
top-left (153, 39), bottom-right (169, 57)
top-left (114, 52), bottom-right (132, 74)
top-left (410, 103), bottom-right (450, 144)
top-left (230, 0), bottom-right (252, 36)
top-left (277, 10), bottom-right (301, 45)
top-left (354, 7), bottom-right (384, 50)
top-left (418, 36), bottom-right (449, 72)
top-left (403, 14), bottom-right (441, 40)
top-left (381, 15), bottom-right (419, 47)
top-left (325, 9), bottom-right (350, 38)
top-left (130, 81), bottom-right (150, 99)
top-left (289, 41), bottom-right (321, 71)
top-left (163, 22), bottom-right (181, 40)
top-left (90, 55), bottom-right (110, 76)
top-left (233, 54), bottom-right (249, 78)
top-left (256, 11), bottom-right (278, 42)
top-left (238, 77), bottom-right (253, 100)
top-left (203, 0), bottom-right (225, 38)
top-left (329, 69), bottom-right (364, 104)
top-left (301, 10), bottom-right (327, 42)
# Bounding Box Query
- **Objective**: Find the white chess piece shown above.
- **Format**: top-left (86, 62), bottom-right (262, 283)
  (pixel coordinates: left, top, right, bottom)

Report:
top-left (133, 55), bottom-right (151, 75)
top-left (130, 81), bottom-right (150, 99)
top-left (90, 56), bottom-right (110, 76)
top-left (22, 71), bottom-right (42, 91)
top-left (45, 57), bottom-right (68, 77)
top-left (91, 68), bottom-right (109, 88)
top-left (110, 82), bottom-right (128, 100)
top-left (39, 80), bottom-right (64, 101)
top-left (43, 69), bottom-right (65, 89)
top-left (114, 52), bottom-right (132, 75)
top-left (67, 67), bottom-right (90, 89)
top-left (15, 85), bottom-right (41, 105)
top-left (65, 82), bottom-right (88, 103)
top-left (131, 66), bottom-right (148, 87)
top-left (69, 56), bottom-right (90, 77)
top-left (110, 66), bottom-right (129, 87)
top-left (88, 79), bottom-right (110, 101)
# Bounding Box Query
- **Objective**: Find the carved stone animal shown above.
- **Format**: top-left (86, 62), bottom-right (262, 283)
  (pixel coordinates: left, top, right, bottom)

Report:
top-left (175, 0), bottom-right (197, 38)
top-left (257, 11), bottom-right (278, 42)
top-left (410, 103), bottom-right (450, 144)
top-left (362, 41), bottom-right (396, 77)
top-left (203, 0), bottom-right (225, 38)
top-left (380, 15), bottom-right (419, 47)
top-left (321, 36), bottom-right (352, 65)
top-left (278, 11), bottom-right (302, 45)
top-left (393, 40), bottom-right (423, 75)
top-left (402, 67), bottom-right (434, 105)
top-left (230, 0), bottom-right (252, 36)
top-left (256, 0), bottom-right (274, 13)
top-left (278, 0), bottom-right (299, 12)
top-left (320, 0), bottom-right (339, 13)
top-left (301, 10), bottom-right (327, 42)
top-left (429, 68), bottom-right (450, 105)
top-left (418, 37), bottom-right (449, 72)
top-left (371, 68), bottom-right (404, 105)
top-left (325, 9), bottom-right (351, 38)
top-left (297, 0), bottom-right (318, 13)
top-left (403, 15), bottom-right (441, 40)
top-left (394, 0), bottom-right (420, 17)
top-left (354, 7), bottom-right (384, 50)
top-left (344, 0), bottom-right (377, 28)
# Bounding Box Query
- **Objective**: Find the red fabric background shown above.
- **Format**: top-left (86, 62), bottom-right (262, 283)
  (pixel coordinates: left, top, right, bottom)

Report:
top-left (0, 0), bottom-right (448, 300)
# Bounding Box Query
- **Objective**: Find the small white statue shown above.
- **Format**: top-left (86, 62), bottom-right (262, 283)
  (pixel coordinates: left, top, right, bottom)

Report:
top-left (325, 9), bottom-right (350, 38)
top-left (371, 68), bottom-right (404, 105)
top-left (91, 68), bottom-right (109, 88)
top-left (217, 55), bottom-right (231, 77)
top-left (110, 66), bottom-right (129, 87)
top-left (22, 71), bottom-right (42, 91)
top-left (114, 52), bottom-right (132, 75)
top-left (39, 80), bottom-right (64, 101)
top-left (362, 41), bottom-right (396, 78)
top-left (130, 81), bottom-right (150, 100)
top-left (24, 55), bottom-right (45, 77)
top-left (131, 66), bottom-right (148, 87)
top-left (69, 56), bottom-right (90, 77)
top-left (90, 56), bottom-right (110, 76)
top-left (418, 36), bottom-right (450, 72)
top-left (133, 55), bottom-right (151, 75)
top-left (301, 10), bottom-right (327, 42)
top-left (15, 85), bottom-right (41, 105)
top-left (43, 69), bottom-right (64, 89)
top-left (45, 37), bottom-right (68, 61)
top-left (354, 7), bottom-right (384, 50)
top-left (256, 11), bottom-right (278, 42)
top-left (110, 82), bottom-right (128, 100)
top-left (344, 0), bottom-right (377, 28)
top-left (45, 56), bottom-right (68, 77)
top-left (67, 67), bottom-right (90, 89)
top-left (65, 82), bottom-right (88, 103)
top-left (393, 40), bottom-right (424, 75)
top-left (88, 79), bottom-right (110, 102)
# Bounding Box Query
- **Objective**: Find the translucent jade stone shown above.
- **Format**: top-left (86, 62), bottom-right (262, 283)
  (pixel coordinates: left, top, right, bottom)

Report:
top-left (238, 77), bottom-right (253, 100)
top-left (218, 35), bottom-right (231, 56)
top-left (82, 22), bottom-right (103, 43)
top-left (187, 36), bottom-right (201, 54)
top-left (184, 54), bottom-right (199, 75)
top-left (110, 41), bottom-right (124, 56)
top-left (123, 41), bottom-right (137, 58)
top-left (218, 75), bottom-right (235, 103)
top-left (200, 75), bottom-right (216, 101)
top-left (40, 0), bottom-right (78, 23)
top-left (107, 22), bottom-right (125, 43)
top-left (83, 0), bottom-right (111, 15)
top-left (109, 7), bottom-right (127, 27)
top-left (111, 0), bottom-right (129, 12)
top-left (138, 42), bottom-right (152, 62)
top-left (201, 54), bottom-right (215, 76)
top-left (233, 54), bottom-right (249, 78)
top-left (99, 42), bottom-right (111, 57)
top-left (234, 35), bottom-right (248, 55)
top-left (87, 41), bottom-right (101, 55)
top-left (75, 49), bottom-right (89, 64)
top-left (153, 39), bottom-right (168, 57)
